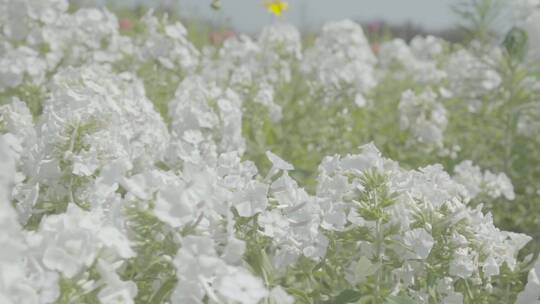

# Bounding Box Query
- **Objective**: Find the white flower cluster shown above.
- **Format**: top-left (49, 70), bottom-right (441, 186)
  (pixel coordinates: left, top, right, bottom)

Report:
top-left (399, 88), bottom-right (448, 149)
top-left (198, 23), bottom-right (302, 121)
top-left (302, 20), bottom-right (377, 106)
top-left (0, 1), bottom-right (538, 303)
top-left (453, 160), bottom-right (516, 201)
top-left (135, 12), bottom-right (199, 71)
top-left (445, 49), bottom-right (502, 108)
top-left (379, 36), bottom-right (447, 84)
top-left (166, 76), bottom-right (244, 166)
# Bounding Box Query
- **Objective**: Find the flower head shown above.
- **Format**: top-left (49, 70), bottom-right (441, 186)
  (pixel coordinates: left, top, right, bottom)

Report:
top-left (264, 0), bottom-right (289, 17)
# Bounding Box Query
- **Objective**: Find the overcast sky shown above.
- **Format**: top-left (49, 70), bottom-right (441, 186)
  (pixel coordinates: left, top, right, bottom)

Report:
top-left (104, 0), bottom-right (463, 32)
top-left (84, 0), bottom-right (517, 34)
top-left (177, 0), bottom-right (462, 32)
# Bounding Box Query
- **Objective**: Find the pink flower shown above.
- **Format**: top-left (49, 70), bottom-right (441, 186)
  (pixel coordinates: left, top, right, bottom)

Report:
top-left (119, 18), bottom-right (133, 32)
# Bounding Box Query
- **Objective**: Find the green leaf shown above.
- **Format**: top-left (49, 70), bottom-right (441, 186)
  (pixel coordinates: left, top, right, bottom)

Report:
top-left (324, 289), bottom-right (362, 304)
top-left (385, 295), bottom-right (417, 304)
top-left (503, 27), bottom-right (528, 62)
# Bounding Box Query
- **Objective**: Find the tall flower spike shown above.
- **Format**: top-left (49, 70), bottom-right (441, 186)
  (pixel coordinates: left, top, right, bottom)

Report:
top-left (264, 0), bottom-right (289, 17)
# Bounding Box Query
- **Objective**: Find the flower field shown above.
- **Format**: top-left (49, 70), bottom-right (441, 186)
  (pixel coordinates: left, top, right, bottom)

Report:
top-left (1, 0), bottom-right (540, 303)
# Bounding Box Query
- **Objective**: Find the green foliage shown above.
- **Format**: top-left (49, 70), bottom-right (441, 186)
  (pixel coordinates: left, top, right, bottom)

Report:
top-left (121, 206), bottom-right (180, 304)
top-left (0, 84), bottom-right (45, 119)
top-left (137, 61), bottom-right (182, 125)
top-left (23, 195), bottom-right (69, 231)
top-left (24, 121), bottom-right (101, 230)
top-left (54, 266), bottom-right (101, 304)
top-left (452, 0), bottom-right (505, 46)
top-left (242, 71), bottom-right (421, 193)
top-left (504, 27), bottom-right (528, 62)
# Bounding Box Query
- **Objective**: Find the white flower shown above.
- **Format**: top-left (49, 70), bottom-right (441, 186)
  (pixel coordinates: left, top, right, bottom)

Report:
top-left (445, 49), bottom-right (501, 103)
top-left (166, 76), bottom-right (244, 166)
top-left (258, 210), bottom-right (290, 239)
top-left (482, 255), bottom-right (499, 277)
top-left (452, 160), bottom-right (484, 199)
top-left (354, 93), bottom-right (367, 107)
top-left (399, 88), bottom-right (447, 149)
top-left (516, 258), bottom-right (540, 304)
top-left (258, 23), bottom-right (302, 61)
top-left (154, 183), bottom-right (195, 228)
top-left (449, 248), bottom-right (476, 279)
top-left (402, 228), bottom-right (435, 259)
top-left (266, 151), bottom-right (294, 171)
top-left (38, 205), bottom-right (134, 278)
top-left (483, 171), bottom-right (515, 200)
top-left (269, 286), bottom-right (294, 304)
top-left (410, 35), bottom-right (445, 60)
top-left (302, 20), bottom-right (377, 104)
top-left (453, 160), bottom-right (516, 201)
top-left (265, 151), bottom-right (294, 181)
top-left (40, 208), bottom-right (100, 278)
top-left (379, 38), bottom-right (446, 84)
top-left (233, 180), bottom-right (269, 217)
top-left (215, 268), bottom-right (268, 304)
top-left (172, 236), bottom-right (227, 304)
top-left (97, 226), bottom-right (135, 259)
top-left (222, 238), bottom-right (246, 265)
top-left (97, 260), bottom-right (138, 304)
top-left (135, 12), bottom-right (199, 71)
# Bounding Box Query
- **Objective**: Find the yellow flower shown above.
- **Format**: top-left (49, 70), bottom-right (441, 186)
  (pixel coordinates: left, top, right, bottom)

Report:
top-left (264, 0), bottom-right (289, 17)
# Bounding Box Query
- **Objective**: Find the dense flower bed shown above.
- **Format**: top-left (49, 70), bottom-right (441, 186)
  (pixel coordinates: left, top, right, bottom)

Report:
top-left (1, 0), bottom-right (540, 303)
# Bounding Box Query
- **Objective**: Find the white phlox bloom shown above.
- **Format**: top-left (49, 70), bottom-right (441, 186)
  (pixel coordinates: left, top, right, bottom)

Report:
top-left (259, 172), bottom-right (328, 268)
top-left (402, 228), bottom-right (435, 259)
top-left (96, 259), bottom-right (138, 304)
top-left (201, 35), bottom-right (260, 89)
top-left (33, 204), bottom-right (135, 279)
top-left (445, 49), bottom-right (502, 108)
top-left (0, 99), bottom-right (41, 221)
top-left (166, 76), bottom-right (244, 167)
top-left (44, 64), bottom-right (168, 167)
top-left (378, 37), bottom-right (447, 84)
top-left (40, 7), bottom-right (129, 67)
top-left (516, 258), bottom-right (540, 304)
top-left (453, 160), bottom-right (516, 201)
top-left (0, 0), bottom-right (68, 41)
top-left (302, 20), bottom-right (377, 104)
top-left (0, 136), bottom-right (60, 304)
top-left (257, 23), bottom-right (302, 84)
top-left (449, 248), bottom-right (476, 279)
top-left (398, 88), bottom-right (448, 149)
top-left (171, 235), bottom-right (268, 304)
top-left (0, 45), bottom-right (47, 91)
top-left (308, 144), bottom-right (530, 291)
top-left (134, 11), bottom-right (199, 71)
top-left (26, 64), bottom-right (168, 211)
top-left (215, 268), bottom-right (268, 304)
top-left (200, 25), bottom-right (295, 121)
